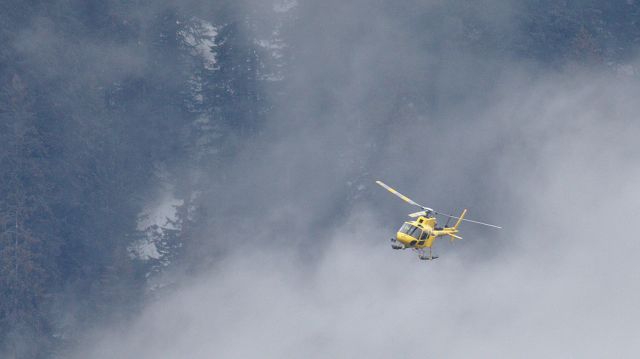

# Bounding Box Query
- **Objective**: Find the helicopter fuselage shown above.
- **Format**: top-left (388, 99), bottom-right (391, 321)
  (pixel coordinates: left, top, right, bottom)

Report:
top-left (395, 216), bottom-right (438, 248)
top-left (393, 215), bottom-right (463, 249)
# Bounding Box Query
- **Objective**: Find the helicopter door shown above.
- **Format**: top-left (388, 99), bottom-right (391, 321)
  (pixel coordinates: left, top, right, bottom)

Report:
top-left (417, 230), bottom-right (428, 246)
top-left (408, 226), bottom-right (422, 246)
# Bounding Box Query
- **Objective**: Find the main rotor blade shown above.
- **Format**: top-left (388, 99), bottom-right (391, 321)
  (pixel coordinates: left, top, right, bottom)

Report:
top-left (376, 180), bottom-right (427, 209)
top-left (408, 211), bottom-right (428, 218)
top-left (435, 211), bottom-right (502, 229)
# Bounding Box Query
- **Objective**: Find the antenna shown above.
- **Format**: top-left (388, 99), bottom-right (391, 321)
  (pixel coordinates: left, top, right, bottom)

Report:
top-left (444, 210), bottom-right (453, 228)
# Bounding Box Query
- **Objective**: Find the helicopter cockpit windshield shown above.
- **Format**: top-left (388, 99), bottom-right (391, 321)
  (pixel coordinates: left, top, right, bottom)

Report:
top-left (399, 223), bottom-right (422, 239)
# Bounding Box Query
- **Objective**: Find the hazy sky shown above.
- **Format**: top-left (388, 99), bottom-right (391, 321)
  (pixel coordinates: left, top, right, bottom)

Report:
top-left (72, 1), bottom-right (640, 357)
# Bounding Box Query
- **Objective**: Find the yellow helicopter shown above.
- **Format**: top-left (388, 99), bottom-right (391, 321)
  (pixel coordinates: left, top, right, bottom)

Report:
top-left (376, 180), bottom-right (501, 260)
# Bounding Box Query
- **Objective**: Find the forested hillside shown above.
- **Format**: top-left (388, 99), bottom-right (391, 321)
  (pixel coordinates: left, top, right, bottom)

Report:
top-left (1, 1), bottom-right (639, 357)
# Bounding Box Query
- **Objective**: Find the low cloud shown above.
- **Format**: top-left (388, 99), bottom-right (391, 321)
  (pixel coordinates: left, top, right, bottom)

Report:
top-left (74, 68), bottom-right (640, 358)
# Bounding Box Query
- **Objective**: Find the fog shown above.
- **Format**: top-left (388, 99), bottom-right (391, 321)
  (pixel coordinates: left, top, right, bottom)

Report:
top-left (71, 65), bottom-right (640, 357)
top-left (71, 1), bottom-right (640, 358)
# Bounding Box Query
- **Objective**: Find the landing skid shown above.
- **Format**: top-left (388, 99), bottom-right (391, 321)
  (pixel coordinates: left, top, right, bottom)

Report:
top-left (390, 237), bottom-right (405, 250)
top-left (415, 248), bottom-right (438, 261)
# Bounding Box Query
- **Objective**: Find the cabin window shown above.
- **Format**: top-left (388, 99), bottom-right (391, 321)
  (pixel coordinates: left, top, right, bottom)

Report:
top-left (421, 231), bottom-right (428, 240)
top-left (399, 224), bottom-right (423, 239)
top-left (399, 223), bottom-right (412, 234)
top-left (398, 224), bottom-right (419, 238)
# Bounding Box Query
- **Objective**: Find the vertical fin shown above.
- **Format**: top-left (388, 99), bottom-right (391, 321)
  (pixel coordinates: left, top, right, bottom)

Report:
top-left (453, 209), bottom-right (467, 229)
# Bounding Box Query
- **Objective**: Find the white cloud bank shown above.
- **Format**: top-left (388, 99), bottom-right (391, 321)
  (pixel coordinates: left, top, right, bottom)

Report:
top-left (74, 71), bottom-right (640, 358)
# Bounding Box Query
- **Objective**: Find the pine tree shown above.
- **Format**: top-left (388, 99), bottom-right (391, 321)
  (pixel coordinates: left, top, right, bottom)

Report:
top-left (0, 73), bottom-right (59, 359)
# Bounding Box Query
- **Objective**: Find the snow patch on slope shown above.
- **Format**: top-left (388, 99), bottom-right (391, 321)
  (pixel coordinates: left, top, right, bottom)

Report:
top-left (179, 18), bottom-right (218, 70)
top-left (273, 0), bottom-right (297, 13)
top-left (137, 191), bottom-right (183, 231)
top-left (255, 1), bottom-right (297, 82)
top-left (131, 190), bottom-right (183, 260)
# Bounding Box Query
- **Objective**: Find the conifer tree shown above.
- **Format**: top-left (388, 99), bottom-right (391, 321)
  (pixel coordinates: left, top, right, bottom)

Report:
top-left (0, 73), bottom-right (59, 359)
